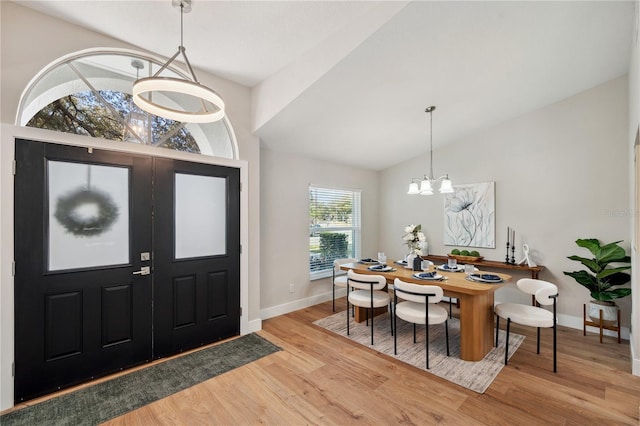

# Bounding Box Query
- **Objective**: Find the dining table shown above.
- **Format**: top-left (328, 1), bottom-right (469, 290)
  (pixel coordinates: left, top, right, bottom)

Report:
top-left (340, 261), bottom-right (511, 362)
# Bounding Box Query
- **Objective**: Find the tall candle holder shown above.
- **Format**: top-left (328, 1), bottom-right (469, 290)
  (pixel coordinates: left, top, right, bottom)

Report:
top-left (510, 244), bottom-right (516, 265)
top-left (505, 241), bottom-right (510, 264)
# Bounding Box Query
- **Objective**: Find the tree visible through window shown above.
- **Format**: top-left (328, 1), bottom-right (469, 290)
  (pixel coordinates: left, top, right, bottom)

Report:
top-left (27, 90), bottom-right (200, 153)
top-left (309, 186), bottom-right (361, 277)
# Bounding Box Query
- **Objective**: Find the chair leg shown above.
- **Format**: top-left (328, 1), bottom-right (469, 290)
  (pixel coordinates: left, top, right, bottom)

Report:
top-left (413, 323), bottom-right (417, 343)
top-left (370, 307), bottom-right (374, 345)
top-left (536, 327), bottom-right (541, 354)
top-left (448, 298), bottom-right (452, 318)
top-left (332, 284), bottom-right (336, 312)
top-left (553, 322), bottom-right (557, 373)
top-left (425, 321), bottom-right (430, 370)
top-left (389, 301), bottom-right (394, 336)
top-left (346, 298), bottom-right (350, 336)
top-left (445, 320), bottom-right (450, 356)
top-left (495, 315), bottom-right (500, 347)
top-left (393, 308), bottom-right (398, 355)
top-left (504, 318), bottom-right (511, 366)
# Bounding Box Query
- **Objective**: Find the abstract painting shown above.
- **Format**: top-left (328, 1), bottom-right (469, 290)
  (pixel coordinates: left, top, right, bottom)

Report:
top-left (444, 182), bottom-right (495, 248)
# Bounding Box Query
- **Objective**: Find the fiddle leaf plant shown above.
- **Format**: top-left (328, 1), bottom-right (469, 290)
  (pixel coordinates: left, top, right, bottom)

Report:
top-left (563, 239), bottom-right (631, 302)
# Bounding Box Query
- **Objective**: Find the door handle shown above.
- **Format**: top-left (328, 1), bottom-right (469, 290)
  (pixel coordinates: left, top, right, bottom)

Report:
top-left (132, 266), bottom-right (151, 276)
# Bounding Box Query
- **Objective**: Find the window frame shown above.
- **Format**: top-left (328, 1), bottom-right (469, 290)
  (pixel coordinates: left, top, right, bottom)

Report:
top-left (309, 185), bottom-right (361, 280)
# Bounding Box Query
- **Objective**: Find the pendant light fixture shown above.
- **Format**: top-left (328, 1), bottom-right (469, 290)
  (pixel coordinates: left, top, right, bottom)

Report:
top-left (132, 0), bottom-right (225, 123)
top-left (407, 106), bottom-right (454, 195)
top-left (124, 60), bottom-right (150, 144)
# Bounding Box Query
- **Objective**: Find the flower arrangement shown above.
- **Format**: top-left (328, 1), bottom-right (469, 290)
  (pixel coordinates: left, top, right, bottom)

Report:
top-left (403, 224), bottom-right (426, 255)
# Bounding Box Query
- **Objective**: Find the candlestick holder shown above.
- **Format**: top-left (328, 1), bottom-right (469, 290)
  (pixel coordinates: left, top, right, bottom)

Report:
top-left (510, 244), bottom-right (516, 264)
top-left (505, 241), bottom-right (510, 264)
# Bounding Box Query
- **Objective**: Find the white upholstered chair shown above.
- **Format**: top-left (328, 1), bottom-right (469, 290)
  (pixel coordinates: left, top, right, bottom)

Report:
top-left (332, 258), bottom-right (358, 312)
top-left (347, 270), bottom-right (390, 345)
top-left (392, 278), bottom-right (450, 369)
top-left (494, 278), bottom-right (558, 372)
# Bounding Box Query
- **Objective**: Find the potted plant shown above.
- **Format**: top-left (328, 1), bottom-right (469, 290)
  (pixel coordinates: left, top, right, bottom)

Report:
top-left (563, 238), bottom-right (631, 325)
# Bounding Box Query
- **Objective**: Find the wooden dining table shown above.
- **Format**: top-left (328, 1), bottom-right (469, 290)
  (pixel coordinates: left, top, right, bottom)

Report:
top-left (340, 261), bottom-right (511, 362)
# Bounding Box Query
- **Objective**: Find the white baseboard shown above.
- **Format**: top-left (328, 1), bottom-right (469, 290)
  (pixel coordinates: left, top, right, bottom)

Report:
top-left (260, 292), bottom-right (631, 342)
top-left (241, 318), bottom-right (262, 334)
top-left (260, 288), bottom-right (347, 320)
top-left (630, 331), bottom-right (640, 376)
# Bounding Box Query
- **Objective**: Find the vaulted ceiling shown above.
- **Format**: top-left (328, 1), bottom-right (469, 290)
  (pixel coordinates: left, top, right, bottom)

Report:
top-left (15, 1), bottom-right (635, 170)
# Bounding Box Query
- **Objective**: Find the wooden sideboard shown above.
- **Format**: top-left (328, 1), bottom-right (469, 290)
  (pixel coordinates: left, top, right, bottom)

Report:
top-left (422, 254), bottom-right (544, 279)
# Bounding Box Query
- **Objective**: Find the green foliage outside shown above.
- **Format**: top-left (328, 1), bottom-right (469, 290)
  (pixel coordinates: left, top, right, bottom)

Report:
top-left (319, 232), bottom-right (348, 262)
top-left (563, 239), bottom-right (631, 302)
top-left (27, 91), bottom-right (200, 153)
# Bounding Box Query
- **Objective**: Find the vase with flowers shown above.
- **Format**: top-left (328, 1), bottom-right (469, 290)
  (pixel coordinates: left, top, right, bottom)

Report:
top-left (403, 224), bottom-right (426, 267)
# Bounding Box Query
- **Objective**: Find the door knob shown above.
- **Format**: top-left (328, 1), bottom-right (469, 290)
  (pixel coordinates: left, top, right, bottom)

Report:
top-left (132, 266), bottom-right (151, 276)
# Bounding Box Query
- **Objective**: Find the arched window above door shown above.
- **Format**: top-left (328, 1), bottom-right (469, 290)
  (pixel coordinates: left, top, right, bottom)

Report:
top-left (17, 49), bottom-right (238, 159)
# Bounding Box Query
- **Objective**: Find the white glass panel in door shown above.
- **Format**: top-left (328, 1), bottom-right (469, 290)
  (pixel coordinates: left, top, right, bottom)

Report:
top-left (48, 161), bottom-right (130, 271)
top-left (175, 173), bottom-right (227, 259)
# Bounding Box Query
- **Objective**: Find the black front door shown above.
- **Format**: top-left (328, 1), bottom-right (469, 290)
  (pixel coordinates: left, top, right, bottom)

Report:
top-left (14, 140), bottom-right (240, 402)
top-left (153, 158), bottom-right (240, 358)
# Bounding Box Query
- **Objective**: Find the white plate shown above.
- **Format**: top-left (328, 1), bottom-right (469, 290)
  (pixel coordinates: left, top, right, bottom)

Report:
top-left (468, 273), bottom-right (503, 283)
top-left (412, 272), bottom-right (443, 280)
top-left (368, 265), bottom-right (393, 272)
top-left (437, 264), bottom-right (464, 272)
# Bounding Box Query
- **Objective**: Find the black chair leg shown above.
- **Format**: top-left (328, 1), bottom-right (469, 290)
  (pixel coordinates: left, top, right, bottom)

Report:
top-left (332, 284), bottom-right (336, 312)
top-left (495, 315), bottom-right (500, 347)
top-left (346, 299), bottom-right (350, 336)
top-left (553, 323), bottom-right (557, 373)
top-left (425, 321), bottom-right (430, 369)
top-left (445, 320), bottom-right (450, 356)
top-left (413, 323), bottom-right (417, 343)
top-left (448, 298), bottom-right (452, 318)
top-left (389, 302), bottom-right (394, 336)
top-left (505, 318), bottom-right (511, 366)
top-left (536, 327), bottom-right (541, 354)
top-left (370, 308), bottom-right (374, 345)
top-left (393, 310), bottom-right (398, 355)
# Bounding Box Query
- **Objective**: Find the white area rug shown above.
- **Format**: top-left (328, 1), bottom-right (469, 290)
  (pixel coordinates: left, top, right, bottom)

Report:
top-left (313, 310), bottom-right (524, 393)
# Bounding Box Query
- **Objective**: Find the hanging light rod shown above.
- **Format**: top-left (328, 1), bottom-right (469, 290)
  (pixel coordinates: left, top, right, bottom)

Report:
top-left (132, 0), bottom-right (225, 123)
top-left (407, 106), bottom-right (454, 195)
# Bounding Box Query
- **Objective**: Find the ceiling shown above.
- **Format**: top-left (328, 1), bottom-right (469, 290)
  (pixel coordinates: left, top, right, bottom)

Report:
top-left (15, 1), bottom-right (636, 171)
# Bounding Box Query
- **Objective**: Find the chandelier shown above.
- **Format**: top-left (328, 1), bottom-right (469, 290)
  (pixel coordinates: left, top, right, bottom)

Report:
top-left (407, 106), bottom-right (453, 195)
top-left (132, 0), bottom-right (225, 123)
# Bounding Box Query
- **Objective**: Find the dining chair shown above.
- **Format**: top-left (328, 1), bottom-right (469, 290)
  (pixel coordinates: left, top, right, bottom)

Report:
top-left (333, 258), bottom-right (358, 312)
top-left (347, 269), bottom-right (391, 345)
top-left (392, 278), bottom-right (450, 369)
top-left (494, 278), bottom-right (558, 372)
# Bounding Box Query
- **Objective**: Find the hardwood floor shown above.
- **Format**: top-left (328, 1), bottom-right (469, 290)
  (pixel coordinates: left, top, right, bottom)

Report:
top-left (8, 298), bottom-right (640, 425)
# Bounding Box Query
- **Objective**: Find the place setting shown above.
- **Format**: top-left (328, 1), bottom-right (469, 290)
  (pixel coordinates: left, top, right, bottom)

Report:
top-left (363, 252), bottom-right (396, 272)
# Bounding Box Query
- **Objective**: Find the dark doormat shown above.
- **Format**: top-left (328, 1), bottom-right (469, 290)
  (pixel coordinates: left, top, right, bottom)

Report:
top-left (2, 333), bottom-right (280, 426)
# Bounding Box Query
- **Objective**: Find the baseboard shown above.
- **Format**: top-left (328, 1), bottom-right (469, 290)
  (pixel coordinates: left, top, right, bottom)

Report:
top-left (241, 318), bottom-right (262, 335)
top-left (260, 292), bottom-right (630, 340)
top-left (260, 288), bottom-right (348, 320)
top-left (630, 331), bottom-right (640, 376)
top-left (557, 313), bottom-right (630, 340)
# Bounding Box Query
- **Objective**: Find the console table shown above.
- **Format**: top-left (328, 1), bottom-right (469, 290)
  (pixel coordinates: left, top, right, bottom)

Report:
top-left (423, 254), bottom-right (544, 279)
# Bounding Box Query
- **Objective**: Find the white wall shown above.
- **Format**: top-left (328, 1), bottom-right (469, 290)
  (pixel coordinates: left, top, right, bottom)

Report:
top-left (380, 76), bottom-right (631, 331)
top-left (0, 2), bottom-right (261, 410)
top-left (628, 1), bottom-right (640, 375)
top-left (259, 148), bottom-right (379, 318)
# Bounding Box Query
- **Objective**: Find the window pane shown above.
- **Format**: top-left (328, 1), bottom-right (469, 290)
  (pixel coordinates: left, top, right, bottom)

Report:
top-left (309, 186), bottom-right (361, 275)
top-left (48, 161), bottom-right (130, 271)
top-left (175, 173), bottom-right (227, 259)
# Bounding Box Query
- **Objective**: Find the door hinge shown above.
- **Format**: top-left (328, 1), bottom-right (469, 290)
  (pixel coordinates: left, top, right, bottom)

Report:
top-left (240, 182), bottom-right (243, 192)
top-left (12, 361), bottom-right (15, 377)
top-left (12, 160), bottom-right (16, 175)
top-left (240, 307), bottom-right (243, 316)
top-left (12, 261), bottom-right (15, 277)
top-left (240, 244), bottom-right (242, 254)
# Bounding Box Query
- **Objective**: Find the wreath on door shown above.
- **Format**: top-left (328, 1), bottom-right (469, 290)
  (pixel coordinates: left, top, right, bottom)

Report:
top-left (54, 188), bottom-right (119, 237)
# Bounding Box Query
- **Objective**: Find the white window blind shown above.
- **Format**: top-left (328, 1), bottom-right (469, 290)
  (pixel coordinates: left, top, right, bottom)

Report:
top-left (309, 186), bottom-right (361, 279)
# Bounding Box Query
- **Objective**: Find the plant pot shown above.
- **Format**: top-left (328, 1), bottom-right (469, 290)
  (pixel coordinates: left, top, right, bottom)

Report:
top-left (588, 300), bottom-right (618, 326)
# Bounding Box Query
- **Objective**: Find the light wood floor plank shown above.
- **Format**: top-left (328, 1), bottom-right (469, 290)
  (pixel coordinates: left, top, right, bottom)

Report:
top-left (6, 298), bottom-right (639, 425)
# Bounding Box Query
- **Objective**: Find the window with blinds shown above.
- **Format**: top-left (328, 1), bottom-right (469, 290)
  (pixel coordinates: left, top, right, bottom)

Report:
top-left (309, 186), bottom-right (361, 279)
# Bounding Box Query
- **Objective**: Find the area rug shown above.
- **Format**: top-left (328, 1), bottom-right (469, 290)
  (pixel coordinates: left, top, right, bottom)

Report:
top-left (1, 333), bottom-right (281, 426)
top-left (313, 311), bottom-right (524, 393)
